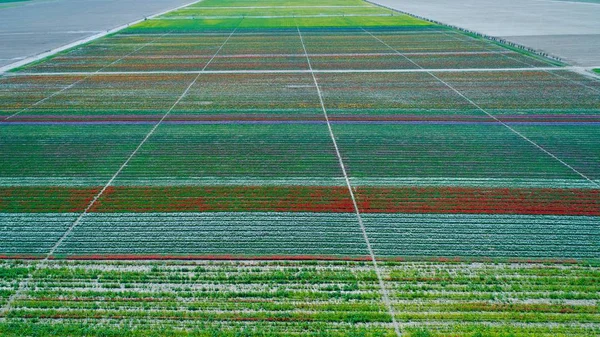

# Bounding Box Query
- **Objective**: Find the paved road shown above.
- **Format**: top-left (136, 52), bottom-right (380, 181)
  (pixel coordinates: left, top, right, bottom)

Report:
top-left (0, 0), bottom-right (197, 68)
top-left (370, 0), bottom-right (600, 66)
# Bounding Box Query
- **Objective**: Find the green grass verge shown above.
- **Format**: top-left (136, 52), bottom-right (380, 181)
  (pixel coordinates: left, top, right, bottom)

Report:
top-left (129, 15), bottom-right (433, 32)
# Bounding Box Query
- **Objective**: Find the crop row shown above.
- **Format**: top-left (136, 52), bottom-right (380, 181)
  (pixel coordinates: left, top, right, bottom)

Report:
top-left (355, 186), bottom-right (600, 215)
top-left (497, 125), bottom-right (600, 180)
top-left (52, 212), bottom-right (600, 259)
top-left (2, 185), bottom-right (598, 213)
top-left (0, 73), bottom-right (197, 118)
top-left (2, 117), bottom-right (597, 188)
top-left (1, 73), bottom-right (323, 119)
top-left (317, 71), bottom-right (600, 114)
top-left (0, 124), bottom-right (153, 183)
top-left (363, 213), bottom-right (599, 259)
top-left (0, 260), bottom-right (598, 336)
top-left (125, 16), bottom-right (432, 32)
top-left (3, 70), bottom-right (598, 121)
top-left (4, 123), bottom-right (596, 189)
top-left (331, 123), bottom-right (597, 182)
top-left (1, 211), bottom-right (598, 259)
top-left (0, 123), bottom-right (343, 185)
top-left (0, 75), bottom-right (84, 116)
top-left (16, 28), bottom-right (556, 73)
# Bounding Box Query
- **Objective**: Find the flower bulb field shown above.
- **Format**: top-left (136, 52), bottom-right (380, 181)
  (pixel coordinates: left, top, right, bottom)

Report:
top-left (0, 0), bottom-right (599, 336)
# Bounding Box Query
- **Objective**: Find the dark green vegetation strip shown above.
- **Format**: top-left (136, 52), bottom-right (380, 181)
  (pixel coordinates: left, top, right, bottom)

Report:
top-left (0, 124), bottom-right (157, 184)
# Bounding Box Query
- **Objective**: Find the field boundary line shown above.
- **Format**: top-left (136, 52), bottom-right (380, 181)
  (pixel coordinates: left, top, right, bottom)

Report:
top-left (297, 25), bottom-right (402, 337)
top-left (362, 27), bottom-right (600, 189)
top-left (7, 66), bottom-right (585, 76)
top-left (0, 0), bottom-right (204, 74)
top-left (0, 26), bottom-right (239, 320)
top-left (574, 67), bottom-right (600, 81)
top-left (1, 32), bottom-right (172, 122)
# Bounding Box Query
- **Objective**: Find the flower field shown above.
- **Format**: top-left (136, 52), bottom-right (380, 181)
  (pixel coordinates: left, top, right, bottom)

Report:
top-left (0, 260), bottom-right (599, 337)
top-left (0, 0), bottom-right (598, 335)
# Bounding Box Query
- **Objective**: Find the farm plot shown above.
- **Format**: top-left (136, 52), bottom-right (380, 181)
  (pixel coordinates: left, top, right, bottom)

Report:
top-left (170, 73), bottom-right (323, 120)
top-left (316, 70), bottom-right (600, 120)
top-left (127, 15), bottom-right (430, 31)
top-left (20, 34), bottom-right (232, 73)
top-left (1, 73), bottom-right (197, 121)
top-left (207, 32), bottom-right (310, 70)
top-left (365, 30), bottom-right (556, 68)
top-left (0, 260), bottom-right (598, 337)
top-left (0, 214), bottom-right (79, 257)
top-left (54, 212), bottom-right (368, 258)
top-left (110, 123), bottom-right (342, 185)
top-left (0, 0), bottom-right (597, 260)
top-left (362, 213), bottom-right (599, 259)
top-left (0, 261), bottom-right (30, 306)
top-left (2, 73), bottom-right (321, 122)
top-left (13, 28), bottom-right (558, 73)
top-left (382, 262), bottom-right (600, 336)
top-left (0, 124), bottom-right (156, 185)
top-left (329, 123), bottom-right (587, 184)
top-left (504, 125), bottom-right (600, 180)
top-left (0, 0), bottom-right (599, 335)
top-left (316, 71), bottom-right (480, 118)
top-left (433, 70), bottom-right (600, 117)
top-left (0, 75), bottom-right (84, 117)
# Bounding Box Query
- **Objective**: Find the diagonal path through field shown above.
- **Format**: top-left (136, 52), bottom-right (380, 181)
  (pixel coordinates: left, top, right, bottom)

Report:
top-left (297, 25), bottom-right (403, 337)
top-left (361, 27), bottom-right (600, 188)
top-left (0, 26), bottom-right (241, 321)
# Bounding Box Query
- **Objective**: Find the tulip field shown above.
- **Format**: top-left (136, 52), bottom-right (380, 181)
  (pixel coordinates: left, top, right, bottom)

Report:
top-left (0, 0), bottom-right (598, 335)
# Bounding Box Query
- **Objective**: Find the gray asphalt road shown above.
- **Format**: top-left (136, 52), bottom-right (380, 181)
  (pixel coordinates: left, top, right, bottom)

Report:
top-left (0, 0), bottom-right (197, 68)
top-left (370, 0), bottom-right (600, 66)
